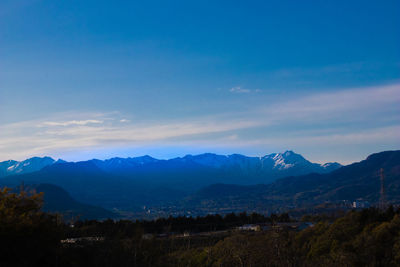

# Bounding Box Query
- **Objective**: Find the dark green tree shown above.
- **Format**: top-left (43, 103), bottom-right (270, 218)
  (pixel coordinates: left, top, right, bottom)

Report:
top-left (0, 187), bottom-right (62, 267)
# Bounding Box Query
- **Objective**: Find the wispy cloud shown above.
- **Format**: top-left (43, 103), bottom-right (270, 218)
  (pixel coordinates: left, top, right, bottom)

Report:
top-left (42, 120), bottom-right (103, 127)
top-left (232, 126), bottom-right (400, 147)
top-left (229, 86), bottom-right (261, 94)
top-left (260, 83), bottom-right (400, 126)
top-left (0, 113), bottom-right (262, 160)
top-left (0, 83), bottom-right (399, 162)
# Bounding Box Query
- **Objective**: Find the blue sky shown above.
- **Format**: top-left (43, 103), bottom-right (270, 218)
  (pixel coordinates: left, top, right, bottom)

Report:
top-left (0, 0), bottom-right (399, 164)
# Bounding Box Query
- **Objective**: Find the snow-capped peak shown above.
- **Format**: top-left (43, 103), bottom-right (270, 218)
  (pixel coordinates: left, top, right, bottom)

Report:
top-left (261, 151), bottom-right (307, 170)
top-left (0, 157), bottom-right (57, 177)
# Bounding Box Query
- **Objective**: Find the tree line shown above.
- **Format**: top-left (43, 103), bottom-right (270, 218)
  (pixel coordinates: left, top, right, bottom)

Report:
top-left (1, 187), bottom-right (399, 266)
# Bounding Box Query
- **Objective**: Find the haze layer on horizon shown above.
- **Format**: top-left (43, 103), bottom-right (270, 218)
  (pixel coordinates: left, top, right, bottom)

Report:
top-left (0, 0), bottom-right (399, 164)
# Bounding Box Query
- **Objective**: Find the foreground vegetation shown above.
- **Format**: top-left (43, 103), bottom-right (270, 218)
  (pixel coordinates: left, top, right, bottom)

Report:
top-left (1, 188), bottom-right (399, 267)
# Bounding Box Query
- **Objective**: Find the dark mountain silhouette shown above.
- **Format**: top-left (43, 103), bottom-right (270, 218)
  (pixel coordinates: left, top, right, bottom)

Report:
top-left (0, 161), bottom-right (187, 211)
top-left (20, 183), bottom-right (116, 220)
top-left (0, 151), bottom-right (341, 181)
top-left (88, 151), bottom-right (341, 183)
top-left (268, 150), bottom-right (400, 203)
top-left (183, 150), bottom-right (400, 213)
top-left (0, 151), bottom-right (341, 212)
top-left (0, 150), bottom-right (397, 218)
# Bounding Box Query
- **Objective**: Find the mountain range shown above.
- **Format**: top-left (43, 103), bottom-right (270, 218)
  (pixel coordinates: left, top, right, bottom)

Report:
top-left (0, 151), bottom-right (340, 179)
top-left (1, 150), bottom-right (398, 219)
top-left (0, 151), bottom-right (341, 211)
top-left (0, 157), bottom-right (61, 177)
top-left (183, 150), bottom-right (400, 215)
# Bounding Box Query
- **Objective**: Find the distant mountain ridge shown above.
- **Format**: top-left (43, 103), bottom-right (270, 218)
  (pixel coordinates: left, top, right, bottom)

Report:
top-left (0, 151), bottom-right (341, 179)
top-left (182, 150), bottom-right (400, 215)
top-left (91, 151), bottom-right (341, 175)
top-left (0, 157), bottom-right (62, 177)
top-left (0, 151), bottom-right (341, 213)
top-left (0, 150), bottom-right (397, 219)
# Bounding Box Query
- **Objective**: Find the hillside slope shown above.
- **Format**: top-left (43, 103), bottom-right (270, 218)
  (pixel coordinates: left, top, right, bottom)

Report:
top-left (183, 150), bottom-right (400, 214)
top-left (20, 183), bottom-right (116, 220)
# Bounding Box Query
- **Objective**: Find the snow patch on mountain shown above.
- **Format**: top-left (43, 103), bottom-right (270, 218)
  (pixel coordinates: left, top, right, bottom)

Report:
top-left (1, 151), bottom-right (342, 180)
top-left (0, 157), bottom-right (58, 177)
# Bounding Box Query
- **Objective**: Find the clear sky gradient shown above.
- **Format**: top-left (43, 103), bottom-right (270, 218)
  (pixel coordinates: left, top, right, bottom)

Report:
top-left (0, 0), bottom-right (399, 164)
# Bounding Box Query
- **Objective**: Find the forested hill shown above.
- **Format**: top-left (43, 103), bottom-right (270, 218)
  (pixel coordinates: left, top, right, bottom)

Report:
top-left (269, 150), bottom-right (400, 203)
top-left (21, 184), bottom-right (117, 220)
top-left (0, 150), bottom-right (398, 218)
top-left (184, 150), bottom-right (400, 212)
top-left (1, 185), bottom-right (399, 267)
